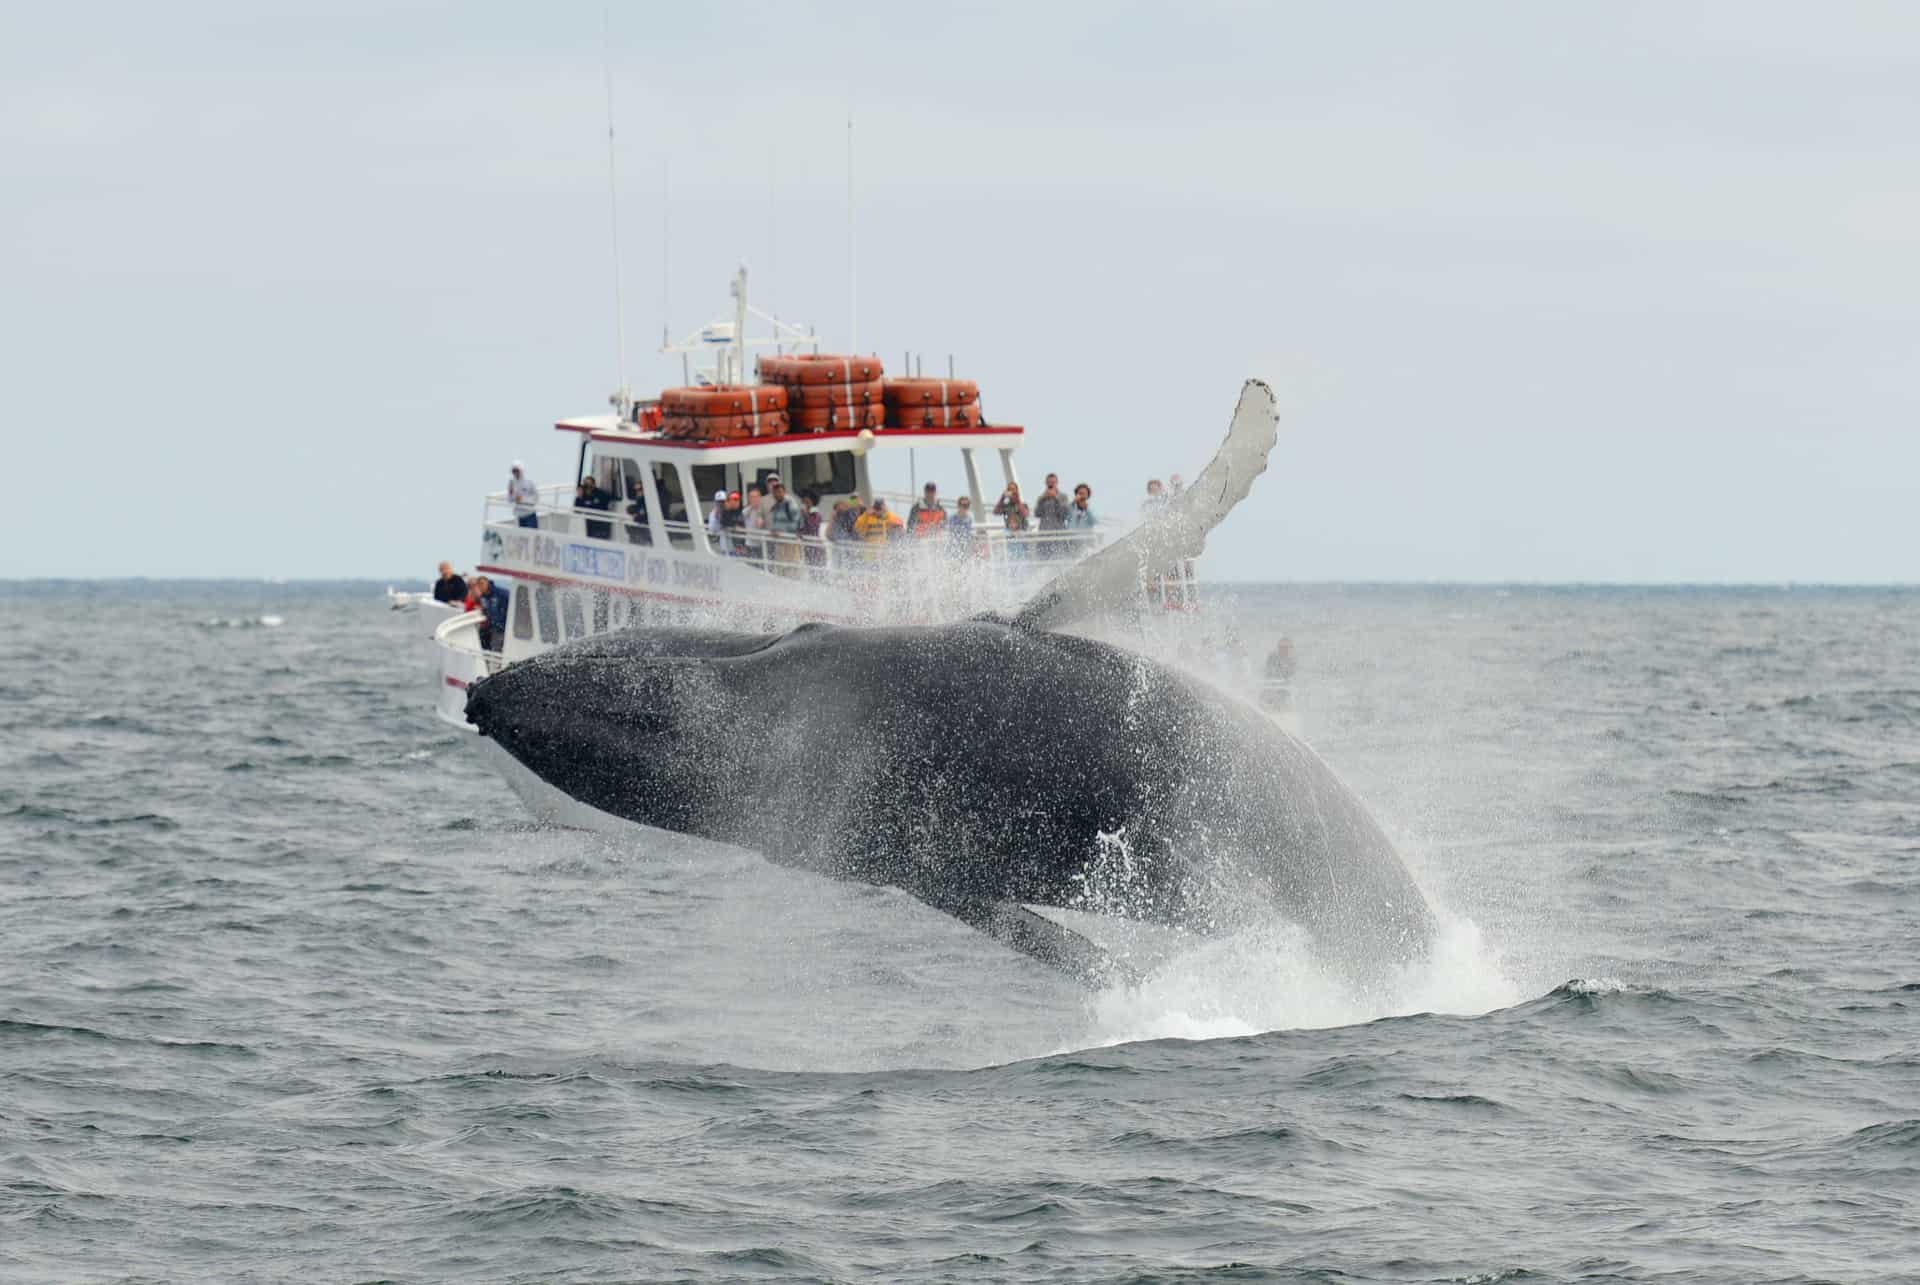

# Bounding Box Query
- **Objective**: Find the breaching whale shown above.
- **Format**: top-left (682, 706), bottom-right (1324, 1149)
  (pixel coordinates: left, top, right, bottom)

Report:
top-left (465, 383), bottom-right (1434, 985)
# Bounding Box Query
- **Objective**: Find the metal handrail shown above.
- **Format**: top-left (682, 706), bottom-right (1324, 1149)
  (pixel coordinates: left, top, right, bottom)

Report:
top-left (475, 489), bottom-right (1196, 612)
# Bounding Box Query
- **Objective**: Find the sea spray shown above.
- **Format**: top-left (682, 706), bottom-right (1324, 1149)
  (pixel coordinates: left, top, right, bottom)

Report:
top-left (1076, 905), bottom-right (1524, 1049)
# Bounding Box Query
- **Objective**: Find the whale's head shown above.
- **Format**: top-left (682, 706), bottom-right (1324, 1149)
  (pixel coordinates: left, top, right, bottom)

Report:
top-left (465, 628), bottom-right (782, 830)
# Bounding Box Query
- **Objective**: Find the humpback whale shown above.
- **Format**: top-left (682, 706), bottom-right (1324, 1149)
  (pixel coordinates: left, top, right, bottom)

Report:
top-left (465, 383), bottom-right (1434, 985)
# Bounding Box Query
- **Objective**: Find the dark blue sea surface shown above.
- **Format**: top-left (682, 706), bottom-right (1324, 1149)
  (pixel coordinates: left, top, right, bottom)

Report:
top-left (2, 581), bottom-right (1916, 1283)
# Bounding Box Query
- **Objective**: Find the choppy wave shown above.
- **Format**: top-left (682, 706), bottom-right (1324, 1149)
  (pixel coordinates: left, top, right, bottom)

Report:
top-left (1, 583), bottom-right (1917, 1282)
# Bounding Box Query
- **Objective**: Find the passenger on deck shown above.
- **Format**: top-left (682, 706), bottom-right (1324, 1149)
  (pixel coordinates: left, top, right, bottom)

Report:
top-left (706, 488), bottom-right (734, 555)
top-left (575, 477), bottom-right (612, 541)
top-left (829, 498), bottom-right (861, 542)
top-left (855, 497), bottom-right (902, 543)
top-left (798, 489), bottom-right (826, 568)
top-left (1065, 483), bottom-right (1097, 532)
top-left (1167, 474), bottom-right (1192, 596)
top-left (469, 574), bottom-right (509, 652)
top-left (907, 482), bottom-right (946, 537)
top-left (994, 482), bottom-right (1030, 557)
top-left (993, 482), bottom-right (1029, 531)
top-left (508, 461), bottom-right (539, 529)
top-left (1029, 470), bottom-right (1075, 553)
top-left (1142, 478), bottom-right (1169, 516)
top-left (767, 477), bottom-right (802, 570)
top-left (741, 486), bottom-right (768, 562)
top-left (1032, 474), bottom-right (1070, 547)
top-left (947, 495), bottom-right (975, 556)
top-left (432, 562), bottom-right (467, 604)
top-left (720, 491), bottom-right (747, 555)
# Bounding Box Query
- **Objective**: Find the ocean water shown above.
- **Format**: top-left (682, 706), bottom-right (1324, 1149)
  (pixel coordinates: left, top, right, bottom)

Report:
top-left (2, 581), bottom-right (1916, 1284)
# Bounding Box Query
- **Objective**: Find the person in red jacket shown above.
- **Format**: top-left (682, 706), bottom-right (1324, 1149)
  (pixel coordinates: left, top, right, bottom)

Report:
top-left (907, 482), bottom-right (947, 537)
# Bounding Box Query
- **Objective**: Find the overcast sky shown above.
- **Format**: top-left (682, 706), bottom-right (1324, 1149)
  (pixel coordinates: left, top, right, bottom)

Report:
top-left (5, 1), bottom-right (1916, 582)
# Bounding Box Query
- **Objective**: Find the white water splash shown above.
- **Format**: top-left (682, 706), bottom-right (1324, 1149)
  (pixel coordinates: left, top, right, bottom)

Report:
top-left (1563, 976), bottom-right (1630, 995)
top-left (1074, 905), bottom-right (1525, 1049)
top-left (200, 615), bottom-right (285, 629)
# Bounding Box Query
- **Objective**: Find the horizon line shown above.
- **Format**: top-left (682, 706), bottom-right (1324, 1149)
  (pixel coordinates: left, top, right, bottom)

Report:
top-left (3, 576), bottom-right (1916, 590)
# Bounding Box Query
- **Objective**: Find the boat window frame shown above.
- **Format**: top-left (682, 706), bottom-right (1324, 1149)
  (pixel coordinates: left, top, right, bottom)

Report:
top-left (512, 583), bottom-right (535, 641)
top-left (533, 584), bottom-right (560, 643)
top-left (560, 588), bottom-right (588, 640)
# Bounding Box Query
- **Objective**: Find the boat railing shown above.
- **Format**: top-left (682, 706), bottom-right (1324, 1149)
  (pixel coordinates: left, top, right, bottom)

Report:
top-left (484, 485), bottom-right (586, 533)
top-left (436, 610), bottom-right (509, 674)
top-left (483, 488), bottom-right (1109, 562)
top-left (700, 524), bottom-right (1105, 575)
top-left (478, 491), bottom-right (1197, 612)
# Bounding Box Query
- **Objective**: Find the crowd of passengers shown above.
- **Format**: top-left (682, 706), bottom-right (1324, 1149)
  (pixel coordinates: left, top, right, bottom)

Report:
top-left (511, 456), bottom-right (1191, 554)
top-left (446, 466), bottom-right (1192, 650)
top-left (429, 561), bottom-right (511, 651)
top-left (508, 456), bottom-right (1196, 569)
top-left (697, 471), bottom-right (1102, 563)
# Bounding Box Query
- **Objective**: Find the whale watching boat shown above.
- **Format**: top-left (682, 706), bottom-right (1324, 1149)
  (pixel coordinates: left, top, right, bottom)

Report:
top-left (429, 269), bottom-right (1207, 755)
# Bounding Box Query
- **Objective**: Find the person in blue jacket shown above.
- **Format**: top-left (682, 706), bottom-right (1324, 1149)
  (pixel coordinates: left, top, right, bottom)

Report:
top-left (469, 574), bottom-right (510, 651)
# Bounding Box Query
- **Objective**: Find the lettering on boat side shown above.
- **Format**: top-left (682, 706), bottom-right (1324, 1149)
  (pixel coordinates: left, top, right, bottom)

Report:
top-left (673, 561), bottom-right (721, 591)
top-left (564, 544), bottom-right (626, 580)
top-left (625, 555), bottom-right (720, 592)
top-left (487, 526), bottom-right (722, 595)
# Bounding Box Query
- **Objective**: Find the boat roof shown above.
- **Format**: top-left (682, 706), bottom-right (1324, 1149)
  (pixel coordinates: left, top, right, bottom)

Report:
top-left (557, 415), bottom-right (1025, 464)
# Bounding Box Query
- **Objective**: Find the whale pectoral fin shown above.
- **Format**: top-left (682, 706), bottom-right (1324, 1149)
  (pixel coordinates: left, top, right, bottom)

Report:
top-left (1011, 379), bottom-right (1280, 632)
top-left (906, 884), bottom-right (1137, 988)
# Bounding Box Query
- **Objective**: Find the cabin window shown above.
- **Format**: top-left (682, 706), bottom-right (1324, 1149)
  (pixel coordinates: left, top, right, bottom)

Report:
top-left (618, 459), bottom-right (645, 504)
top-left (650, 463), bottom-right (687, 522)
top-left (583, 452), bottom-right (621, 495)
top-left (615, 460), bottom-right (652, 545)
top-left (591, 591), bottom-right (611, 634)
top-left (690, 464), bottom-right (727, 510)
top-left (790, 450), bottom-right (856, 497)
top-left (533, 585), bottom-right (560, 643)
top-left (512, 584), bottom-right (534, 640)
top-left (561, 589), bottom-right (588, 640)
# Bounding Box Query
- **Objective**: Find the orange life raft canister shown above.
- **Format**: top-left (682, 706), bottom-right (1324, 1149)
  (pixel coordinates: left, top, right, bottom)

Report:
top-left (659, 385), bottom-right (789, 416)
top-left (784, 378), bottom-right (885, 410)
top-left (885, 403), bottom-right (986, 429)
top-left (790, 404), bottom-right (886, 432)
top-left (758, 354), bottom-right (886, 386)
top-left (882, 378), bottom-right (980, 408)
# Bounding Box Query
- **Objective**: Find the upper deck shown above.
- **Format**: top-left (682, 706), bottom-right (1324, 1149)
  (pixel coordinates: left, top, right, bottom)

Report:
top-left (557, 413), bottom-right (1025, 463)
top-left (461, 265), bottom-right (1198, 661)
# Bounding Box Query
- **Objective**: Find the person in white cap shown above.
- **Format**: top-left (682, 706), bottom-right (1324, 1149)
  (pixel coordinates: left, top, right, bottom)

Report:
top-left (508, 461), bottom-right (539, 529)
top-left (706, 487), bottom-right (733, 555)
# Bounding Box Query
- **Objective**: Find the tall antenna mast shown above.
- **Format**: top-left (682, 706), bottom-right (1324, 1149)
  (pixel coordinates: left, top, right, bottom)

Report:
top-left (760, 148), bottom-right (768, 345)
top-left (661, 158), bottom-right (672, 349)
top-left (846, 111), bottom-right (857, 354)
top-left (600, 10), bottom-right (629, 413)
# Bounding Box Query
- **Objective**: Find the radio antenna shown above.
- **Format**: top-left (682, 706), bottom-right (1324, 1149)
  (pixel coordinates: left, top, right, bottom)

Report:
top-left (600, 9), bottom-right (629, 411)
top-left (767, 146), bottom-right (778, 350)
top-left (661, 156), bottom-right (672, 349)
top-left (846, 110), bottom-right (857, 354)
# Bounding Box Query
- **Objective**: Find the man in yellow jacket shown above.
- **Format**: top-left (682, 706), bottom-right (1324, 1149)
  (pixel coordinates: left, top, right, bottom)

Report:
top-left (854, 497), bottom-right (904, 550)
